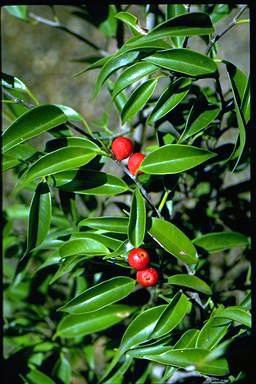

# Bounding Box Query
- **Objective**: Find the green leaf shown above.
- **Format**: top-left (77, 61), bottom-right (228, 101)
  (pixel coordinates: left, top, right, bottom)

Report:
top-left (213, 307), bottom-right (251, 328)
top-left (134, 348), bottom-right (229, 376)
top-left (127, 345), bottom-right (171, 359)
top-left (193, 232), bottom-right (249, 253)
top-left (115, 11), bottom-right (143, 35)
top-left (4, 142), bottom-right (37, 160)
top-left (45, 136), bottom-right (101, 152)
top-left (2, 72), bottom-right (31, 95)
top-left (120, 305), bottom-right (167, 353)
top-left (56, 304), bottom-right (135, 338)
top-left (140, 144), bottom-right (216, 174)
top-left (151, 292), bottom-right (191, 339)
top-left (174, 329), bottom-right (200, 349)
top-left (79, 216), bottom-right (129, 234)
top-left (178, 103), bottom-right (220, 142)
top-left (166, 5), bottom-right (187, 47)
top-left (2, 104), bottom-right (88, 153)
top-left (95, 50), bottom-right (139, 95)
top-left (103, 355), bottom-right (133, 384)
top-left (72, 232), bottom-right (122, 251)
top-left (49, 256), bottom-right (87, 285)
top-left (52, 353), bottom-right (71, 384)
top-left (59, 276), bottom-right (136, 314)
top-left (53, 169), bottom-right (128, 195)
top-left (99, 5), bottom-right (117, 37)
top-left (241, 75), bottom-right (250, 124)
top-left (17, 147), bottom-right (101, 189)
top-left (4, 5), bottom-right (28, 20)
top-left (148, 217), bottom-right (198, 265)
top-left (196, 317), bottom-right (231, 350)
top-left (121, 78), bottom-right (158, 123)
top-left (143, 48), bottom-right (217, 77)
top-left (120, 37), bottom-right (173, 54)
top-left (167, 274), bottom-right (212, 295)
top-left (27, 182), bottom-right (52, 251)
top-left (112, 62), bottom-right (159, 99)
top-left (73, 55), bottom-right (110, 78)
top-left (3, 155), bottom-right (20, 172)
top-left (147, 78), bottom-right (191, 125)
top-left (128, 187), bottom-right (146, 248)
top-left (59, 238), bottom-right (110, 258)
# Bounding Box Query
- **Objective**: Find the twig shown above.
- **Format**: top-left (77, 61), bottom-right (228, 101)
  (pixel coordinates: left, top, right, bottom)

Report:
top-left (2, 89), bottom-right (35, 109)
top-left (206, 5), bottom-right (248, 55)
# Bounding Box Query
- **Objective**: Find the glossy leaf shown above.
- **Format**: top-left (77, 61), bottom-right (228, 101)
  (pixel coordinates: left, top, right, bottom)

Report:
top-left (135, 348), bottom-right (229, 376)
top-left (56, 304), bottom-right (135, 337)
top-left (120, 37), bottom-right (173, 54)
top-left (25, 366), bottom-right (55, 384)
top-left (193, 232), bottom-right (249, 253)
top-left (59, 277), bottom-right (136, 313)
top-left (3, 155), bottom-right (20, 171)
top-left (95, 50), bottom-right (139, 94)
top-left (115, 11), bottom-right (142, 35)
top-left (71, 232), bottom-right (122, 251)
top-left (213, 307), bottom-right (251, 328)
top-left (53, 169), bottom-right (129, 195)
top-left (112, 62), bottom-right (159, 99)
top-left (45, 136), bottom-right (101, 152)
top-left (166, 5), bottom-right (187, 47)
top-left (52, 353), bottom-right (71, 384)
top-left (143, 49), bottom-right (217, 77)
top-left (147, 78), bottom-right (191, 125)
top-left (105, 239), bottom-right (134, 263)
top-left (148, 217), bottom-right (198, 265)
top-left (179, 103), bottom-right (220, 142)
top-left (59, 238), bottom-right (110, 258)
top-left (167, 274), bottom-right (212, 295)
top-left (128, 187), bottom-right (146, 248)
top-left (73, 55), bottom-right (110, 78)
top-left (4, 5), bottom-right (28, 20)
top-left (151, 292), bottom-right (191, 339)
top-left (241, 75), bottom-right (250, 123)
top-left (103, 355), bottom-right (133, 384)
top-left (27, 182), bottom-right (51, 251)
top-left (17, 147), bottom-right (101, 189)
top-left (79, 216), bottom-right (129, 234)
top-left (120, 305), bottom-right (167, 353)
top-left (2, 72), bottom-right (30, 95)
top-left (196, 317), bottom-right (231, 350)
top-left (4, 142), bottom-right (37, 160)
top-left (174, 329), bottom-right (200, 349)
top-left (140, 144), bottom-right (216, 174)
top-left (49, 256), bottom-right (88, 285)
top-left (2, 104), bottom-right (87, 153)
top-left (121, 78), bottom-right (158, 123)
top-left (127, 345), bottom-right (171, 359)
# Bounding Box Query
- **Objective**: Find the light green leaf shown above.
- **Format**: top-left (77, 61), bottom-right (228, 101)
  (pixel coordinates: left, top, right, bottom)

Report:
top-left (241, 75), bottom-right (250, 124)
top-left (99, 5), bottom-right (117, 37)
top-left (148, 217), bottom-right (198, 265)
top-left (140, 144), bottom-right (216, 174)
top-left (147, 78), bottom-right (191, 125)
top-left (112, 62), bottom-right (159, 99)
top-left (4, 5), bottom-right (28, 20)
top-left (59, 276), bottom-right (136, 313)
top-left (115, 11), bottom-right (143, 35)
top-left (73, 55), bottom-right (110, 78)
top-left (2, 72), bottom-right (30, 95)
top-left (151, 292), bottom-right (191, 339)
top-left (128, 187), bottom-right (146, 248)
top-left (174, 329), bottom-right (200, 349)
top-left (196, 317), bottom-right (231, 350)
top-left (143, 48), bottom-right (217, 76)
top-left (167, 274), bottom-right (212, 295)
top-left (27, 181), bottom-right (51, 251)
top-left (192, 232), bottom-right (249, 253)
top-left (52, 353), bottom-right (71, 384)
top-left (121, 78), bottom-right (158, 123)
top-left (79, 216), bottom-right (129, 234)
top-left (25, 366), bottom-right (55, 384)
top-left (56, 304), bottom-right (135, 337)
top-left (59, 238), bottom-right (110, 258)
top-left (49, 256), bottom-right (87, 285)
top-left (213, 307), bottom-right (251, 328)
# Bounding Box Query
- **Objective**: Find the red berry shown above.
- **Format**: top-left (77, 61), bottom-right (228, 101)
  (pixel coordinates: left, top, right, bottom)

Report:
top-left (136, 268), bottom-right (159, 287)
top-left (128, 248), bottom-right (150, 270)
top-left (128, 152), bottom-right (145, 176)
top-left (112, 137), bottom-right (134, 160)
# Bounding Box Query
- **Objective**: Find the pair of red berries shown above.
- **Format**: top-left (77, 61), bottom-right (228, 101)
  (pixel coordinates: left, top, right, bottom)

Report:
top-left (128, 248), bottom-right (159, 287)
top-left (112, 137), bottom-right (145, 176)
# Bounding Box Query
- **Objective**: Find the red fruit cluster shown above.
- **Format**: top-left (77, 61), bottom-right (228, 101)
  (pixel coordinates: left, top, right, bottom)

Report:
top-left (128, 247), bottom-right (159, 287)
top-left (111, 137), bottom-right (145, 176)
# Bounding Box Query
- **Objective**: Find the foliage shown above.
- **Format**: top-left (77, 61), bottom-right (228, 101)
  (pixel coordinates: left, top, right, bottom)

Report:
top-left (3, 4), bottom-right (251, 384)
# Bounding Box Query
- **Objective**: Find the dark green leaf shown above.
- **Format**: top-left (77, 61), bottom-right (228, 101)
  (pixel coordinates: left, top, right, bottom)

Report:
top-left (4, 5), bottom-right (28, 20)
top-left (143, 48), bottom-right (217, 76)
top-left (167, 274), bottom-right (212, 295)
top-left (59, 276), bottom-right (136, 313)
top-left (1, 72), bottom-right (30, 95)
top-left (148, 217), bottom-right (198, 265)
top-left (73, 55), bottom-right (110, 78)
top-left (166, 5), bottom-right (187, 47)
top-left (72, 232), bottom-right (122, 251)
top-left (193, 232), bottom-right (249, 253)
top-left (59, 238), bottom-right (110, 258)
top-left (79, 216), bottom-right (129, 234)
top-left (112, 62), bottom-right (159, 99)
top-left (128, 187), bottom-right (146, 248)
top-left (121, 78), bottom-right (158, 123)
top-left (196, 317), bottom-right (231, 350)
top-left (151, 292), bottom-right (191, 338)
top-left (140, 144), bottom-right (216, 174)
top-left (241, 75), bottom-right (250, 124)
top-left (174, 329), bottom-right (200, 348)
top-left (103, 355), bottom-right (133, 384)
top-left (147, 78), bottom-right (191, 125)
top-left (49, 256), bottom-right (87, 285)
top-left (56, 304), bottom-right (135, 337)
top-left (213, 307), bottom-right (251, 328)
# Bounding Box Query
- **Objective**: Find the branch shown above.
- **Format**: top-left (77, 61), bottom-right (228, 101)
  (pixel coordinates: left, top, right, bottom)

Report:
top-left (206, 5), bottom-right (248, 55)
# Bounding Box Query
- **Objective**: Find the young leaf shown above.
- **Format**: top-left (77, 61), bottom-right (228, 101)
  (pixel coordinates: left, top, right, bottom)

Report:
top-left (147, 78), bottom-right (192, 125)
top-left (59, 276), bottom-right (136, 314)
top-left (167, 274), bottom-right (212, 295)
top-left (150, 292), bottom-right (192, 339)
top-left (59, 238), bottom-right (110, 258)
top-left (56, 304), bottom-right (135, 338)
top-left (79, 216), bottom-right (129, 234)
top-left (148, 217), bottom-right (198, 265)
top-left (143, 48), bottom-right (217, 77)
top-left (128, 187), bottom-right (146, 248)
top-left (192, 232), bottom-right (249, 253)
top-left (4, 5), bottom-right (29, 21)
top-left (121, 78), bottom-right (158, 123)
top-left (114, 11), bottom-right (143, 35)
top-left (27, 181), bottom-right (51, 251)
top-left (140, 144), bottom-right (216, 174)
